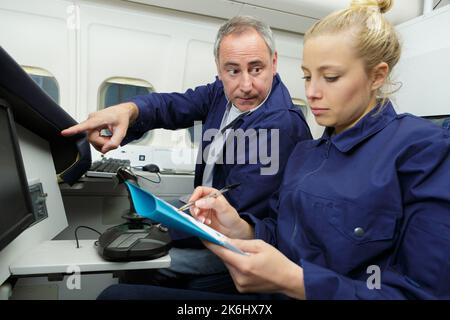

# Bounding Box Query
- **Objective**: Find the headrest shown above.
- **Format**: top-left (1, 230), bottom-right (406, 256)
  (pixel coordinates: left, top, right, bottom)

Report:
top-left (0, 46), bottom-right (91, 185)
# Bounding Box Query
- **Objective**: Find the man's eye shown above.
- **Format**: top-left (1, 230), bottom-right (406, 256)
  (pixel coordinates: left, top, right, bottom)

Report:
top-left (325, 76), bottom-right (339, 82)
top-left (228, 69), bottom-right (239, 75)
top-left (252, 67), bottom-right (261, 73)
top-left (302, 76), bottom-right (311, 82)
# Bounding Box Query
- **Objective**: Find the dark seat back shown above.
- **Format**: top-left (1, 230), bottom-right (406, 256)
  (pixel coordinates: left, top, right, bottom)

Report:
top-left (0, 46), bottom-right (90, 185)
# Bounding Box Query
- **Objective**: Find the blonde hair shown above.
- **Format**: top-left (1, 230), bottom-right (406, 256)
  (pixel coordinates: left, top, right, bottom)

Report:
top-left (304, 0), bottom-right (401, 104)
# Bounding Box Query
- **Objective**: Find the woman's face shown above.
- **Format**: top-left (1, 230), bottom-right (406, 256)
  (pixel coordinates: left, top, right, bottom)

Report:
top-left (302, 33), bottom-right (378, 134)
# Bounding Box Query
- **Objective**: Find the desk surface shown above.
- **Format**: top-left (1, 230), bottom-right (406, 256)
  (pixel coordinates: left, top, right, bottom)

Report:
top-left (10, 240), bottom-right (170, 276)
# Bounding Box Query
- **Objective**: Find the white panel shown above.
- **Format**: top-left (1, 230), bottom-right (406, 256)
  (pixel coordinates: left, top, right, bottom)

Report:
top-left (243, 0), bottom-right (423, 24)
top-left (0, 0), bottom-right (76, 117)
top-left (126, 0), bottom-right (242, 21)
top-left (125, 0), bottom-right (423, 31)
top-left (77, 1), bottom-right (222, 122)
top-left (274, 30), bottom-right (305, 100)
top-left (183, 40), bottom-right (217, 90)
top-left (277, 55), bottom-right (303, 98)
top-left (239, 3), bottom-right (316, 34)
top-left (393, 5), bottom-right (450, 116)
top-left (87, 23), bottom-right (172, 103)
top-left (126, 0), bottom-right (317, 32)
top-left (0, 126), bottom-right (68, 285)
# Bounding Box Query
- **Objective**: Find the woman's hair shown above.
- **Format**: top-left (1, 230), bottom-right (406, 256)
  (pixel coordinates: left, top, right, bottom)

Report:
top-left (304, 0), bottom-right (401, 102)
top-left (214, 16), bottom-right (275, 62)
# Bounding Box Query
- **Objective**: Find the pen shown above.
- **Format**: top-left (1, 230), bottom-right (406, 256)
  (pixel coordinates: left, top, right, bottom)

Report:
top-left (177, 183), bottom-right (241, 212)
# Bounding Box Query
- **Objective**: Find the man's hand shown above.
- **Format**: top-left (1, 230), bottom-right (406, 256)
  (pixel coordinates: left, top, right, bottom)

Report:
top-left (61, 102), bottom-right (138, 154)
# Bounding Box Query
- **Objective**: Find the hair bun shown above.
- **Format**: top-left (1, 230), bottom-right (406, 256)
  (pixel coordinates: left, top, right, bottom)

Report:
top-left (377, 0), bottom-right (393, 14)
top-left (351, 0), bottom-right (394, 14)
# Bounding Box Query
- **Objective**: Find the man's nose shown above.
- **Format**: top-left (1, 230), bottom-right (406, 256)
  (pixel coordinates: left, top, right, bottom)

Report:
top-left (239, 72), bottom-right (252, 93)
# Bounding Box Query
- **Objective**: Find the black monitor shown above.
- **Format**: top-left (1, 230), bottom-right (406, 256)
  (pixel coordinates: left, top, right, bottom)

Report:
top-left (0, 102), bottom-right (35, 251)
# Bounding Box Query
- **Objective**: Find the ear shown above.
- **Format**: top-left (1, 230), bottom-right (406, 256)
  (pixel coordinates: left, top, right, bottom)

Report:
top-left (370, 62), bottom-right (389, 91)
top-left (216, 59), bottom-right (222, 80)
top-left (272, 51), bottom-right (278, 76)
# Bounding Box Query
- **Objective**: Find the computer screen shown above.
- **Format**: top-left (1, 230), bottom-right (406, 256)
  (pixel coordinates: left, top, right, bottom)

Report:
top-left (0, 103), bottom-right (35, 251)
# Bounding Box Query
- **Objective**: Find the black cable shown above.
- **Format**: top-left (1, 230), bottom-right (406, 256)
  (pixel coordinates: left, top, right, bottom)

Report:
top-left (74, 226), bottom-right (102, 248)
top-left (434, 0), bottom-right (443, 10)
top-left (128, 166), bottom-right (161, 183)
top-left (135, 172), bottom-right (161, 184)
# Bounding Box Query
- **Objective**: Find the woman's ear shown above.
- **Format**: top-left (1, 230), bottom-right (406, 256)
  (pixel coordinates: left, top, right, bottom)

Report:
top-left (371, 62), bottom-right (389, 91)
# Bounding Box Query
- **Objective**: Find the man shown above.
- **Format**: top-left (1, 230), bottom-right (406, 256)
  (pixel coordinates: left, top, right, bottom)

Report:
top-left (62, 16), bottom-right (311, 292)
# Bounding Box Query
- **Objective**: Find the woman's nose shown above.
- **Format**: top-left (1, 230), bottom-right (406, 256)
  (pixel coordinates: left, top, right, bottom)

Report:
top-left (305, 80), bottom-right (322, 100)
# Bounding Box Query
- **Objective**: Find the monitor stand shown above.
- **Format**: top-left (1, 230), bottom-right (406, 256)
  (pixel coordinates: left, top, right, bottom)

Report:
top-left (121, 211), bottom-right (151, 229)
top-left (97, 168), bottom-right (171, 262)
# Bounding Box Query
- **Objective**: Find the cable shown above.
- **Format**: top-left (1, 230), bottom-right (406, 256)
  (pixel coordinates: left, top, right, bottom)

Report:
top-left (135, 172), bottom-right (161, 184)
top-left (74, 226), bottom-right (102, 248)
top-left (128, 166), bottom-right (161, 184)
top-left (434, 0), bottom-right (443, 10)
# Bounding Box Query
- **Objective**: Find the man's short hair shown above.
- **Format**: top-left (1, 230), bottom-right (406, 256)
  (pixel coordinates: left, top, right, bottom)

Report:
top-left (214, 16), bottom-right (275, 62)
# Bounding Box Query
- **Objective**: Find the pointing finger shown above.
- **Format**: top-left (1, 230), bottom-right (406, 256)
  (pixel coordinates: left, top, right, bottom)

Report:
top-left (61, 119), bottom-right (103, 136)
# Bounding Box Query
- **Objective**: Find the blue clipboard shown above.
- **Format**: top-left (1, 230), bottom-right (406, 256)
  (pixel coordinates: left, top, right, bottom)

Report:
top-left (125, 181), bottom-right (247, 255)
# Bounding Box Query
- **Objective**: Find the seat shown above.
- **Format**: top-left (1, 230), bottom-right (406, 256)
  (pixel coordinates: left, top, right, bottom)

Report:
top-left (0, 46), bottom-right (90, 185)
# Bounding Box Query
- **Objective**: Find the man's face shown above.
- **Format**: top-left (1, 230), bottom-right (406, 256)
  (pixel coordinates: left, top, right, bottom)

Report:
top-left (217, 28), bottom-right (277, 112)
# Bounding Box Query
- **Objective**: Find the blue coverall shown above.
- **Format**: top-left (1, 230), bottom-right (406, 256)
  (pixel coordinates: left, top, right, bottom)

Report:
top-left (244, 101), bottom-right (450, 299)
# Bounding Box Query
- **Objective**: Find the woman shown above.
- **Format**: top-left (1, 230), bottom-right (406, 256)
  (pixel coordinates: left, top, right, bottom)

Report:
top-left (98, 0), bottom-right (450, 300)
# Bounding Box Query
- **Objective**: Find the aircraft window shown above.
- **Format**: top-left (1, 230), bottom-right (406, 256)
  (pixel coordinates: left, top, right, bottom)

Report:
top-left (22, 66), bottom-right (60, 104)
top-left (99, 77), bottom-right (154, 109)
top-left (99, 78), bottom-right (155, 146)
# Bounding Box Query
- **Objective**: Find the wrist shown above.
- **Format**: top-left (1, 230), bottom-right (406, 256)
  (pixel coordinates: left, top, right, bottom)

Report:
top-left (232, 218), bottom-right (254, 240)
top-left (124, 102), bottom-right (139, 124)
top-left (282, 263), bottom-right (305, 300)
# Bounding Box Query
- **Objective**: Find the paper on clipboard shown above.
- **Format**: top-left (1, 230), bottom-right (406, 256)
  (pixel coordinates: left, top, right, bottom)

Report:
top-left (125, 181), bottom-right (247, 255)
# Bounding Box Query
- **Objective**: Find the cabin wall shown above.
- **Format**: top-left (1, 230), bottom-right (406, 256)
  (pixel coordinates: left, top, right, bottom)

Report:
top-left (393, 4), bottom-right (450, 117)
top-left (0, 0), bottom-right (324, 140)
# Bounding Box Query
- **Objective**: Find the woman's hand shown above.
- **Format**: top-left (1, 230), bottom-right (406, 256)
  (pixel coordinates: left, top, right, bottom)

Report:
top-left (204, 238), bottom-right (305, 299)
top-left (188, 186), bottom-right (254, 239)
